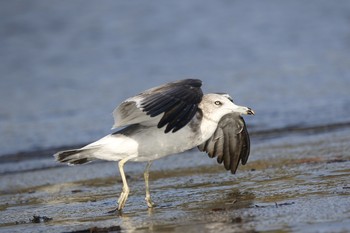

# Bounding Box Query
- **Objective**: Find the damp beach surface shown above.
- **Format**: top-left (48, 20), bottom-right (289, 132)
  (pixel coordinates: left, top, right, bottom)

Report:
top-left (1, 1), bottom-right (350, 232)
top-left (1, 124), bottom-right (349, 233)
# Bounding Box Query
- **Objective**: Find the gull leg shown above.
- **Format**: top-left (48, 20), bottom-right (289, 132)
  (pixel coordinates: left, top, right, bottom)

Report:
top-left (144, 161), bottom-right (155, 208)
top-left (117, 156), bottom-right (134, 211)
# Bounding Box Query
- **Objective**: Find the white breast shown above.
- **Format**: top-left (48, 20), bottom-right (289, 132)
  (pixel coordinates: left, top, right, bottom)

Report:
top-left (130, 115), bottom-right (218, 161)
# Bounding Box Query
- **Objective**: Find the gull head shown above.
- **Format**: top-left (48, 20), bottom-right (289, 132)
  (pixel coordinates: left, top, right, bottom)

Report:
top-left (199, 93), bottom-right (255, 123)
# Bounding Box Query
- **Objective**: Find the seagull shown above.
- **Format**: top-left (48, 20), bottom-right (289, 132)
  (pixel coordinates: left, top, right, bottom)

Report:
top-left (54, 79), bottom-right (254, 211)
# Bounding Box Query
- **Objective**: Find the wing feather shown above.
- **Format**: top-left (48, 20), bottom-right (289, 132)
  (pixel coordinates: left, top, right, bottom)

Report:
top-left (198, 113), bottom-right (251, 174)
top-left (240, 123), bottom-right (250, 165)
top-left (112, 79), bottom-right (203, 133)
top-left (223, 128), bottom-right (231, 170)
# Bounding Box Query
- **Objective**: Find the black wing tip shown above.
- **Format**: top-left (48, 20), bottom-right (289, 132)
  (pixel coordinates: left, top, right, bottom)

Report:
top-left (171, 79), bottom-right (202, 89)
top-left (137, 78), bottom-right (204, 133)
top-left (147, 79), bottom-right (203, 133)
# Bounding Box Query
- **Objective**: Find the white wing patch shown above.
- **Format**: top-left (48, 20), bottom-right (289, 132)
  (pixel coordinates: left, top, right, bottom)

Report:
top-left (112, 97), bottom-right (160, 129)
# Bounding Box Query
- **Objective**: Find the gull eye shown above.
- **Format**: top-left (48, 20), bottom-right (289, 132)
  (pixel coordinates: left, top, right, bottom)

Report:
top-left (214, 101), bottom-right (222, 106)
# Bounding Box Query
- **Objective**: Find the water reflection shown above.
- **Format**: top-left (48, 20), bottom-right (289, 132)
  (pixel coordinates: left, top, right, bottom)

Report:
top-left (115, 187), bottom-right (256, 232)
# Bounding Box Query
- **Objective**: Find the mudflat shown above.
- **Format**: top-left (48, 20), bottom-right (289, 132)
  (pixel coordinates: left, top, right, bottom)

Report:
top-left (1, 123), bottom-right (349, 232)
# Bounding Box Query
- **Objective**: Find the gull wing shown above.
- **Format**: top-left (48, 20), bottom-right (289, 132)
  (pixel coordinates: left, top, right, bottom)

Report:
top-left (198, 113), bottom-right (250, 174)
top-left (112, 79), bottom-right (203, 133)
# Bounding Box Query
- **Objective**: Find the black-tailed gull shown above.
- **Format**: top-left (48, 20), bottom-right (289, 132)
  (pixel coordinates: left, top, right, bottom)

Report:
top-left (54, 79), bottom-right (254, 211)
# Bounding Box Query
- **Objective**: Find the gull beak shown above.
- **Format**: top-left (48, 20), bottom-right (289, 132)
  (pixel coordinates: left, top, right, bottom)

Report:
top-left (232, 104), bottom-right (255, 115)
top-left (247, 107), bottom-right (255, 115)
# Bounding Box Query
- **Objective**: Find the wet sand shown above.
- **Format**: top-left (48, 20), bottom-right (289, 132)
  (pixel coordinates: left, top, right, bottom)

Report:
top-left (1, 123), bottom-right (349, 233)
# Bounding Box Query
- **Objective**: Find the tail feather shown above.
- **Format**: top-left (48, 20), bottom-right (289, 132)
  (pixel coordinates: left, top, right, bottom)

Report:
top-left (54, 148), bottom-right (95, 165)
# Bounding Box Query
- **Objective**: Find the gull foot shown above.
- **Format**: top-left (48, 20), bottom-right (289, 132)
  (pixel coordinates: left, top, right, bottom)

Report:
top-left (145, 196), bottom-right (156, 208)
top-left (117, 188), bottom-right (130, 211)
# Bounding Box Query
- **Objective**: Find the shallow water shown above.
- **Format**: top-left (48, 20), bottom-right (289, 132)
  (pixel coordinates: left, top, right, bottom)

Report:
top-left (1, 1), bottom-right (350, 232)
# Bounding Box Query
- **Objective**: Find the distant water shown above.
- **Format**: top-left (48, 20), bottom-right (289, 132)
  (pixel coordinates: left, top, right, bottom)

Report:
top-left (1, 0), bottom-right (350, 155)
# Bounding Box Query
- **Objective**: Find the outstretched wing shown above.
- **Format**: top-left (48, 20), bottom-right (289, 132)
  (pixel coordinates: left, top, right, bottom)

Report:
top-left (198, 113), bottom-right (250, 174)
top-left (113, 79), bottom-right (203, 133)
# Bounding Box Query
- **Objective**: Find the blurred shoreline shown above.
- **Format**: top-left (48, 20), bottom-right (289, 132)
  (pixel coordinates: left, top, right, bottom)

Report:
top-left (1, 119), bottom-right (349, 162)
top-left (1, 120), bottom-right (349, 181)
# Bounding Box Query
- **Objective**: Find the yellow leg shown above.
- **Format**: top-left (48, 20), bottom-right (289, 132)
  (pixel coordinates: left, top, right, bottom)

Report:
top-left (117, 156), bottom-right (135, 211)
top-left (144, 161), bottom-right (154, 208)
